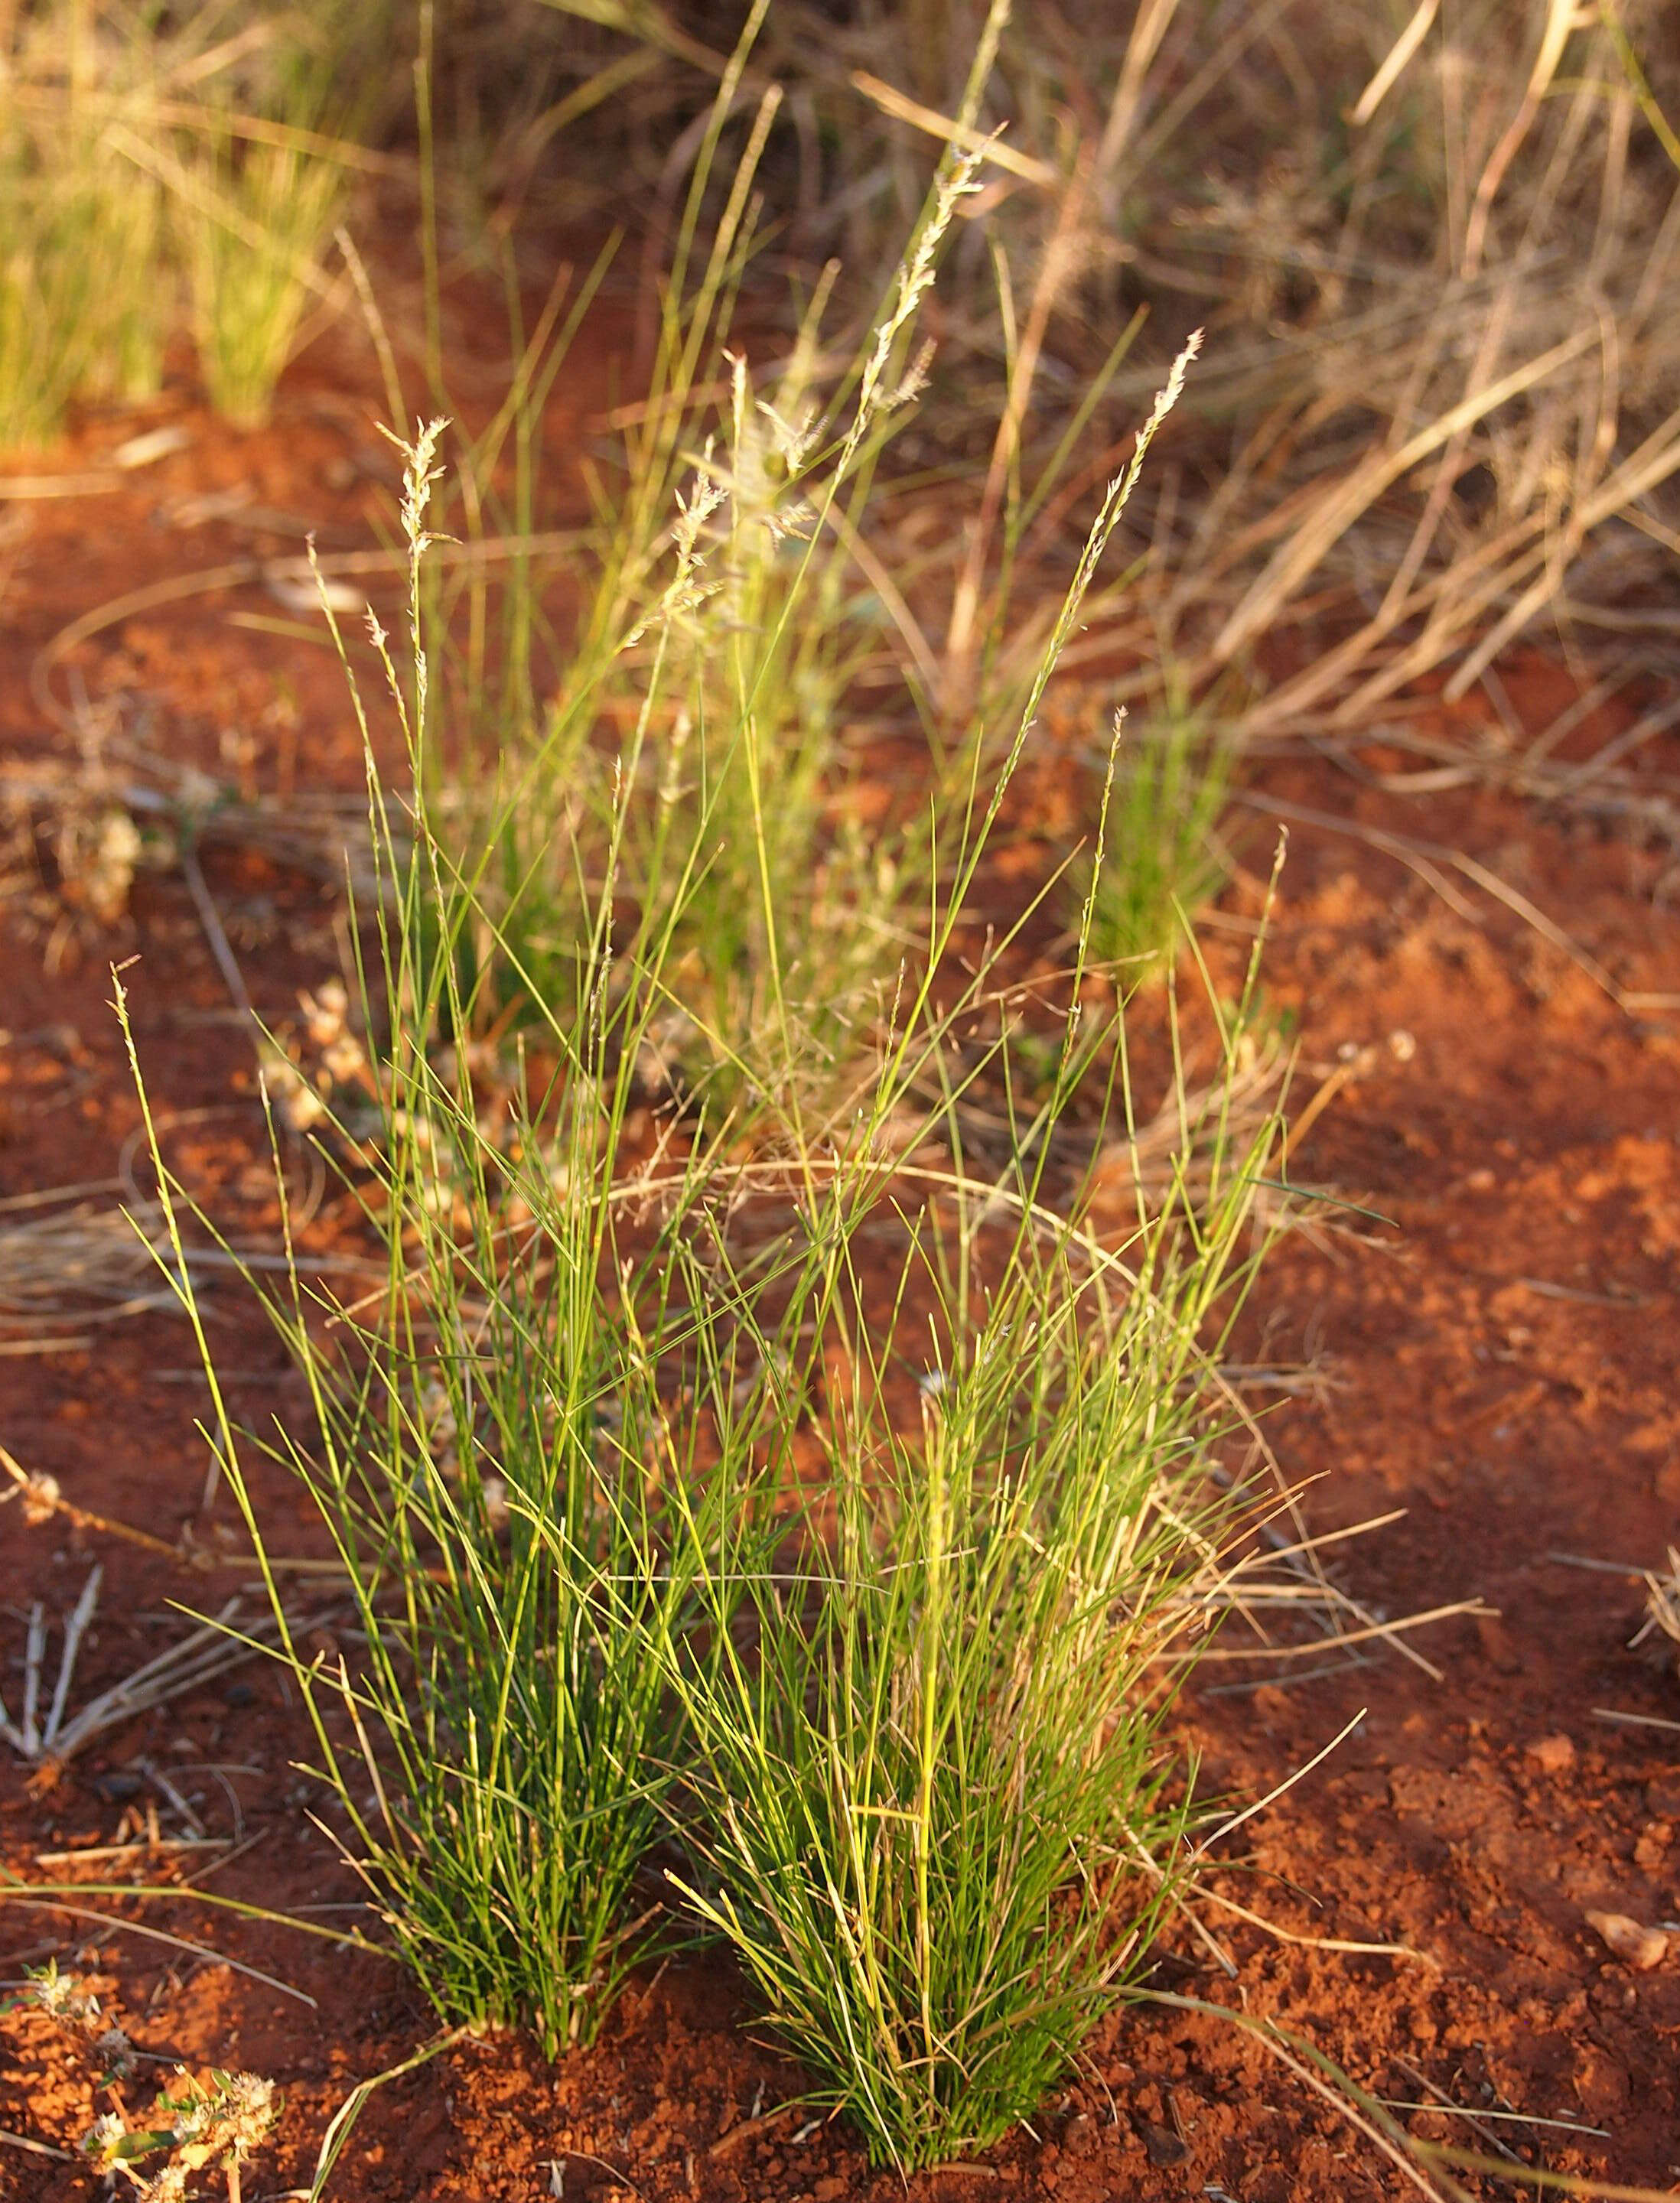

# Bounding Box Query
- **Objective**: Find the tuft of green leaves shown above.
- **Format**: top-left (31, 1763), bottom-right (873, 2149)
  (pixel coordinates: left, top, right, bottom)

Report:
top-left (179, 119), bottom-right (350, 431)
top-left (1074, 697), bottom-right (1234, 984)
top-left (666, 1124), bottom-right (1273, 2167)
top-left (0, 101), bottom-right (168, 450)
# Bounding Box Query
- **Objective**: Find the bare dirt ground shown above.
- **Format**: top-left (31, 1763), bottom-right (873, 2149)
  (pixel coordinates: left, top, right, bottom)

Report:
top-left (4, 317), bottom-right (1680, 2201)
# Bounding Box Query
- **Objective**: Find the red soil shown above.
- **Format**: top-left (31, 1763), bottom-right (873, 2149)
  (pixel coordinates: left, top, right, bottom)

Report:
top-left (4, 330), bottom-right (1680, 2202)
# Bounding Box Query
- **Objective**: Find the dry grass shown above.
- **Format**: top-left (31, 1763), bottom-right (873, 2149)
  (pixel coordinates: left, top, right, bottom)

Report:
top-left (9, 1), bottom-right (1672, 794)
top-left (519, 0), bottom-right (1679, 767)
top-left (0, 1189), bottom-right (187, 1346)
top-left (1637, 1548), bottom-right (1680, 1672)
top-left (0, 1551), bottom-right (289, 1770)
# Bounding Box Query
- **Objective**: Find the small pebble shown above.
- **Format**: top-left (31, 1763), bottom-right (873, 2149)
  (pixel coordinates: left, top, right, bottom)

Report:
top-left (1586, 1909), bottom-right (1668, 1969)
top-left (88, 1769), bottom-right (143, 1803)
top-left (1527, 1733), bottom-right (1574, 1773)
top-left (1138, 2121), bottom-right (1189, 2168)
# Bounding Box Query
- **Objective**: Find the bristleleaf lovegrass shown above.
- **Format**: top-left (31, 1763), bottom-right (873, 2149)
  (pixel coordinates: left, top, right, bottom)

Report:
top-left (1073, 687), bottom-right (1236, 983)
top-left (663, 1118), bottom-right (1276, 2168)
top-left (122, 110), bottom-right (1270, 2161)
top-left (123, 418), bottom-right (786, 2055)
top-left (0, 80), bottom-right (168, 449)
top-left (179, 116), bottom-right (350, 430)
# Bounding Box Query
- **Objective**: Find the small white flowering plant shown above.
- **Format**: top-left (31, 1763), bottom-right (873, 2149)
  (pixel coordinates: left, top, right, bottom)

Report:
top-left (83, 2067), bottom-right (278, 2203)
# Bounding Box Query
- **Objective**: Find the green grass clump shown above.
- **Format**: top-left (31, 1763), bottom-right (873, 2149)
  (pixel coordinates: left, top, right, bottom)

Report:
top-left (667, 1124), bottom-right (1271, 2167)
top-left (1075, 697), bottom-right (1234, 983)
top-left (243, 1082), bottom-right (757, 2055)
top-left (181, 119), bottom-right (350, 429)
top-left (0, 3), bottom-right (373, 446)
top-left (129, 126), bottom-right (1273, 2162)
top-left (433, 132), bottom-right (975, 1131)
top-left (0, 106), bottom-right (167, 449)
top-left (129, 420), bottom-right (778, 2055)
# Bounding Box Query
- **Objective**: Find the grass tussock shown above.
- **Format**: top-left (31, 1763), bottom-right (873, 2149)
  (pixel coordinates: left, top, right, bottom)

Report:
top-left (0, 43), bottom-right (168, 447)
top-left (0, 3), bottom-right (374, 443)
top-left (1073, 688), bottom-right (1234, 984)
top-left (669, 1156), bottom-right (1270, 2167)
top-left (412, 77), bottom-right (1218, 1126)
top-left (179, 120), bottom-right (350, 430)
top-left (431, 206), bottom-right (956, 1118)
top-left (129, 220), bottom-right (1284, 2155)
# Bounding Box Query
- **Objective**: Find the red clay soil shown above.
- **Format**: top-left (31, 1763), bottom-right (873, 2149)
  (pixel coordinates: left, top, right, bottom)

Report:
top-left (5, 343), bottom-right (1680, 2202)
